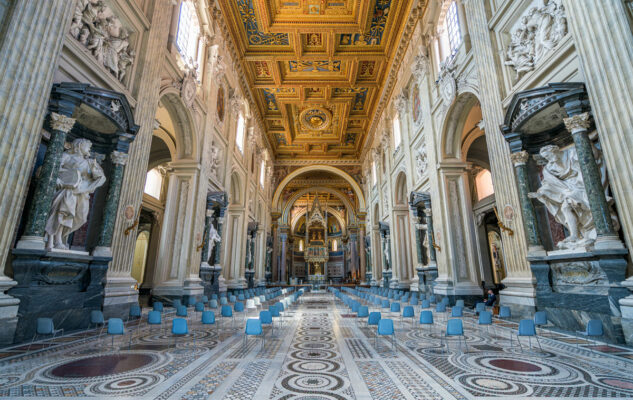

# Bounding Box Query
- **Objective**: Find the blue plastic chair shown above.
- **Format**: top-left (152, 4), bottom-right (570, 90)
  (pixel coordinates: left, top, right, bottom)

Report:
top-left (173, 299), bottom-right (182, 309)
top-left (512, 319), bottom-right (542, 352)
top-left (229, 295), bottom-right (237, 303)
top-left (221, 305), bottom-right (234, 328)
top-left (128, 304), bottom-right (142, 323)
top-left (478, 311), bottom-right (493, 335)
top-left (220, 297), bottom-right (228, 306)
top-left (187, 297), bottom-right (196, 307)
top-left (153, 302), bottom-right (164, 312)
top-left (238, 294), bottom-right (245, 301)
top-left (410, 298), bottom-right (419, 306)
top-left (498, 306), bottom-right (511, 319)
top-left (534, 311), bottom-right (548, 336)
top-left (195, 302), bottom-right (205, 313)
top-left (390, 302), bottom-right (401, 315)
top-left (211, 294), bottom-right (218, 300)
top-left (209, 299), bottom-right (219, 309)
top-left (376, 319), bottom-right (396, 353)
top-left (451, 306), bottom-right (463, 318)
top-left (176, 305), bottom-right (188, 318)
top-left (455, 299), bottom-right (465, 308)
top-left (147, 310), bottom-right (162, 333)
top-left (401, 306), bottom-right (415, 327)
top-left (201, 311), bottom-right (216, 331)
top-left (577, 319), bottom-right (604, 352)
top-left (442, 319), bottom-right (467, 353)
top-left (269, 305), bottom-right (281, 329)
top-left (429, 295), bottom-right (437, 304)
top-left (381, 299), bottom-right (390, 310)
top-left (419, 310), bottom-right (434, 333)
top-left (87, 310), bottom-right (105, 337)
top-left (202, 295), bottom-right (209, 303)
top-left (106, 318), bottom-right (131, 350)
top-left (357, 305), bottom-right (369, 319)
top-left (368, 312), bottom-right (381, 330)
top-left (421, 299), bottom-right (431, 309)
top-left (234, 301), bottom-right (245, 322)
top-left (260, 310), bottom-right (274, 336)
top-left (172, 318), bottom-right (194, 348)
top-left (245, 318), bottom-right (264, 349)
top-left (28, 317), bottom-right (64, 351)
top-left (475, 302), bottom-right (486, 314)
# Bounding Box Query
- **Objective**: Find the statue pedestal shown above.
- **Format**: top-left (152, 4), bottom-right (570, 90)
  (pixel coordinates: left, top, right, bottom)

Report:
top-left (9, 248), bottom-right (110, 343)
top-left (527, 247), bottom-right (629, 343)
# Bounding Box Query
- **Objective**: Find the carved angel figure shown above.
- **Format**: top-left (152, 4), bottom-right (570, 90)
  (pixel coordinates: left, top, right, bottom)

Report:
top-left (45, 139), bottom-right (106, 250)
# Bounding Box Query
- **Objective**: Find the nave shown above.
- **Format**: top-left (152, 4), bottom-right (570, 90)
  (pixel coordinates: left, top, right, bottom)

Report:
top-left (1, 290), bottom-right (632, 399)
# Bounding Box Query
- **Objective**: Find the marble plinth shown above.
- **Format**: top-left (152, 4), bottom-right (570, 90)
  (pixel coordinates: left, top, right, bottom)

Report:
top-left (9, 248), bottom-right (109, 343)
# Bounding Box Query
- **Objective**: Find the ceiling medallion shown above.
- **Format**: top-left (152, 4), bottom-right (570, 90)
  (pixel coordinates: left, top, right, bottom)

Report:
top-left (300, 107), bottom-right (332, 131)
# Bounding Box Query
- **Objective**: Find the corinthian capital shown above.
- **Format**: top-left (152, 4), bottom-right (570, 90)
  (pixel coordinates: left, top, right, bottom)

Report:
top-left (510, 151), bottom-right (529, 166)
top-left (563, 112), bottom-right (591, 134)
top-left (50, 112), bottom-right (76, 133)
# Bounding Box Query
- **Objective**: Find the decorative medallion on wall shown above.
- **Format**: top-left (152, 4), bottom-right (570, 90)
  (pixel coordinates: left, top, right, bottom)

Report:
top-left (180, 65), bottom-right (198, 108)
top-left (217, 86), bottom-right (225, 122)
top-left (412, 84), bottom-right (421, 124)
top-left (300, 107), bottom-right (332, 131)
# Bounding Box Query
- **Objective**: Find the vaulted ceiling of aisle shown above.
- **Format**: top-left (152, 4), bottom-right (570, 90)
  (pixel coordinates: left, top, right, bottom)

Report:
top-left (217, 0), bottom-right (415, 160)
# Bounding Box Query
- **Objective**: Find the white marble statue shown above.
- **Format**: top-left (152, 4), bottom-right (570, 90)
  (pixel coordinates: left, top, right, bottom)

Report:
top-left (207, 223), bottom-right (221, 262)
top-left (70, 0), bottom-right (135, 83)
top-left (505, 0), bottom-right (567, 79)
top-left (528, 145), bottom-right (594, 249)
top-left (45, 139), bottom-right (106, 250)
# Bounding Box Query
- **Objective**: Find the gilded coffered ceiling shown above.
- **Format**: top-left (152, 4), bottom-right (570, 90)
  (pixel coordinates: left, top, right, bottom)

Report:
top-left (218, 0), bottom-right (415, 160)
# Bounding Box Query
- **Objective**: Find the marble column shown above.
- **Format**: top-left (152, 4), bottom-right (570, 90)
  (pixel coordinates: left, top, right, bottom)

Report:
top-left (105, 0), bottom-right (172, 313)
top-left (358, 224), bottom-right (367, 282)
top-left (563, 112), bottom-right (621, 249)
top-left (201, 209), bottom-right (214, 265)
top-left (350, 232), bottom-right (358, 280)
top-left (510, 151), bottom-right (543, 251)
top-left (17, 113), bottom-right (76, 250)
top-left (279, 232), bottom-right (288, 284)
top-left (94, 151), bottom-right (128, 257)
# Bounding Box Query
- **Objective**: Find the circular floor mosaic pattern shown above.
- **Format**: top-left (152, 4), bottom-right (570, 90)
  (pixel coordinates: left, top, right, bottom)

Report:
top-left (50, 353), bottom-right (155, 378)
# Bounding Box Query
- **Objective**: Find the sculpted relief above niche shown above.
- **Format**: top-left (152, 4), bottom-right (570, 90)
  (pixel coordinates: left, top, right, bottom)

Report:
top-left (69, 0), bottom-right (136, 83)
top-left (505, 0), bottom-right (568, 79)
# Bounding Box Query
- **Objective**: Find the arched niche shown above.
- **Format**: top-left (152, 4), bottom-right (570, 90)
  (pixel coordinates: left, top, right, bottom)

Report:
top-left (272, 165), bottom-right (366, 212)
top-left (230, 172), bottom-right (242, 206)
top-left (394, 171), bottom-right (409, 206)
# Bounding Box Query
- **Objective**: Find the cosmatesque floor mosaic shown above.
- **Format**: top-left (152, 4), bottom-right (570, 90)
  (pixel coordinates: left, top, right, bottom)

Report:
top-left (1, 293), bottom-right (633, 399)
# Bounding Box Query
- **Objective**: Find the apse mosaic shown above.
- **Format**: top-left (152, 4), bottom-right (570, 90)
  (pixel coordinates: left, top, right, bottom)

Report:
top-left (218, 0), bottom-right (414, 159)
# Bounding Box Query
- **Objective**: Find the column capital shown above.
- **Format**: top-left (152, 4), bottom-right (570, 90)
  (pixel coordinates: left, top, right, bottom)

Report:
top-left (510, 150), bottom-right (529, 166)
top-left (110, 150), bottom-right (128, 165)
top-left (49, 112), bottom-right (76, 133)
top-left (563, 112), bottom-right (591, 134)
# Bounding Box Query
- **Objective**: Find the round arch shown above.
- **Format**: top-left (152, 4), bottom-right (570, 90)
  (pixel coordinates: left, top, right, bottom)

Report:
top-left (158, 87), bottom-right (199, 161)
top-left (439, 91), bottom-right (481, 160)
top-left (394, 171), bottom-right (408, 206)
top-left (281, 186), bottom-right (358, 226)
top-left (272, 165), bottom-right (366, 212)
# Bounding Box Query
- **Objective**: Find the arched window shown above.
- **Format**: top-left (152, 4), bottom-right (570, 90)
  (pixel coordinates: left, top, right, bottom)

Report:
top-left (235, 114), bottom-right (245, 153)
top-left (332, 239), bottom-right (338, 251)
top-left (144, 168), bottom-right (163, 199)
top-left (445, 1), bottom-right (461, 56)
top-left (475, 169), bottom-right (494, 201)
top-left (259, 159), bottom-right (265, 187)
top-left (176, 1), bottom-right (201, 68)
top-left (392, 114), bottom-right (402, 149)
top-left (299, 239), bottom-right (304, 251)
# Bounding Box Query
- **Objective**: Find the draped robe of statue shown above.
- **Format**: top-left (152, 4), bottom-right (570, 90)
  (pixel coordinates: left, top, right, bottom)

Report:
top-left (529, 145), bottom-right (594, 248)
top-left (45, 139), bottom-right (106, 250)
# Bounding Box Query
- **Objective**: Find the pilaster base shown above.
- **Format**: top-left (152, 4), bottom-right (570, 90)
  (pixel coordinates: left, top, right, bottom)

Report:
top-left (103, 275), bottom-right (139, 319)
top-left (15, 235), bottom-right (46, 251)
top-left (0, 277), bottom-right (19, 345)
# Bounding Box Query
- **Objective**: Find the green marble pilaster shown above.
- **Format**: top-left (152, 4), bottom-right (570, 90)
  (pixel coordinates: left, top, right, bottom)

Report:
top-left (414, 224), bottom-right (424, 264)
top-left (564, 113), bottom-right (616, 237)
top-left (511, 151), bottom-right (542, 248)
top-left (96, 151), bottom-right (127, 250)
top-left (23, 113), bottom-right (75, 238)
top-left (213, 211), bottom-right (226, 265)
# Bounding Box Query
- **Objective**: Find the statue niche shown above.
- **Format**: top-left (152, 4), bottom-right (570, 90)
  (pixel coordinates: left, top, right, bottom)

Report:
top-left (45, 139), bottom-right (106, 250)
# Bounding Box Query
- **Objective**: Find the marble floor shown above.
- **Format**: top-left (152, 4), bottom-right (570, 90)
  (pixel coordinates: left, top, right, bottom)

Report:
top-left (1, 293), bottom-right (633, 399)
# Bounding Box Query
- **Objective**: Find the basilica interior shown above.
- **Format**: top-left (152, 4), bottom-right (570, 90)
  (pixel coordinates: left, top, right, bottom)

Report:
top-left (1, 0), bottom-right (633, 398)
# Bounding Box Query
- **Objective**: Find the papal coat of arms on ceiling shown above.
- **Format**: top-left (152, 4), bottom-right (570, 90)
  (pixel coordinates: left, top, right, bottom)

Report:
top-left (300, 107), bottom-right (332, 131)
